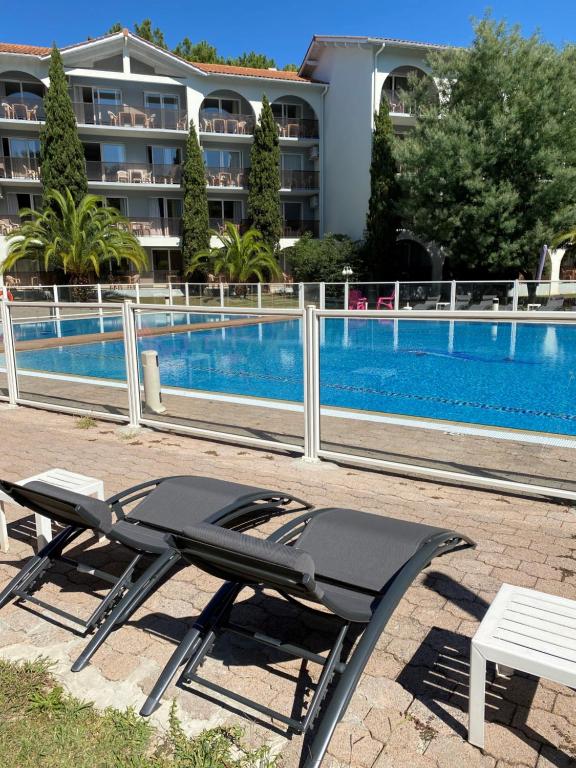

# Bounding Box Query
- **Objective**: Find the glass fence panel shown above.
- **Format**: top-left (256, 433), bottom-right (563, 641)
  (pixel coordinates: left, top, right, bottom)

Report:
top-left (0, 314), bottom-right (8, 399)
top-left (454, 282), bottom-right (515, 310)
top-left (7, 285), bottom-right (55, 322)
top-left (396, 282), bottom-right (451, 309)
top-left (318, 316), bottom-right (576, 493)
top-left (224, 284), bottom-right (259, 308)
top-left (324, 283), bottom-right (346, 309)
top-left (302, 283), bottom-right (320, 307)
top-left (557, 280), bottom-right (576, 310)
top-left (134, 307), bottom-right (304, 446)
top-left (261, 283), bottom-right (300, 308)
top-left (348, 283), bottom-right (397, 309)
top-left (10, 303), bottom-right (129, 416)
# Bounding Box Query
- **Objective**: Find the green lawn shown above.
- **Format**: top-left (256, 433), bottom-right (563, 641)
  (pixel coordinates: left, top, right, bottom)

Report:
top-left (0, 658), bottom-right (277, 768)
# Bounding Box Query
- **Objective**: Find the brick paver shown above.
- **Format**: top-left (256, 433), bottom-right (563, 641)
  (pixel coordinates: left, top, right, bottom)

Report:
top-left (0, 404), bottom-right (575, 767)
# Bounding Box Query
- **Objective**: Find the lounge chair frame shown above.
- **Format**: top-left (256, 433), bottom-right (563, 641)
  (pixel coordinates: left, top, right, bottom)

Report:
top-left (0, 477), bottom-right (310, 671)
top-left (141, 509), bottom-right (473, 768)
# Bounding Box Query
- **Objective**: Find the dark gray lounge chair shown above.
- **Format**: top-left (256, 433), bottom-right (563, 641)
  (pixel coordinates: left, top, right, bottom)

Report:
top-left (412, 295), bottom-right (441, 310)
top-left (140, 507), bottom-right (474, 768)
top-left (468, 295), bottom-right (497, 311)
top-left (537, 297), bottom-right (565, 311)
top-left (0, 476), bottom-right (309, 672)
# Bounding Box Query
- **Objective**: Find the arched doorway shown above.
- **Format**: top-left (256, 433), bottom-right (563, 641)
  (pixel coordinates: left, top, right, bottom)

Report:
top-left (381, 66), bottom-right (436, 116)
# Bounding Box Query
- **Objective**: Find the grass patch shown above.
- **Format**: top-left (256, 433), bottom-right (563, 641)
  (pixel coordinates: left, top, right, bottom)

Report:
top-left (0, 658), bottom-right (277, 768)
top-left (75, 416), bottom-right (97, 430)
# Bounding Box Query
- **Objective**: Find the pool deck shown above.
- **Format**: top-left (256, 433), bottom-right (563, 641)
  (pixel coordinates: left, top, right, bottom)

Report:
top-left (1, 405), bottom-right (576, 767)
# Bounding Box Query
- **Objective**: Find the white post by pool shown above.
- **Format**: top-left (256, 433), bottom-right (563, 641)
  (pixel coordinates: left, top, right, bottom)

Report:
top-left (394, 282), bottom-right (400, 310)
top-left (121, 301), bottom-right (141, 429)
top-left (512, 280), bottom-right (519, 312)
top-left (257, 283), bottom-right (262, 309)
top-left (141, 350), bottom-right (167, 414)
top-left (96, 284), bottom-right (103, 317)
top-left (303, 304), bottom-right (320, 462)
top-left (450, 280), bottom-right (456, 311)
top-left (219, 282), bottom-right (225, 308)
top-left (0, 297), bottom-right (18, 405)
top-left (53, 285), bottom-right (61, 319)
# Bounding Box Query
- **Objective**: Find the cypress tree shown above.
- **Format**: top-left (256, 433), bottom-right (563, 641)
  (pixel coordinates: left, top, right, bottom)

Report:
top-left (365, 105), bottom-right (401, 279)
top-left (181, 119), bottom-right (210, 267)
top-left (40, 45), bottom-right (87, 207)
top-left (247, 95), bottom-right (282, 251)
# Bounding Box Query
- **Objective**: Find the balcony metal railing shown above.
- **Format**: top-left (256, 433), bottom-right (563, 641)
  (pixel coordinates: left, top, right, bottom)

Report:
top-left (0, 99), bottom-right (45, 121)
top-left (274, 116), bottom-right (319, 140)
top-left (85, 161), bottom-right (182, 185)
top-left (72, 102), bottom-right (188, 131)
top-left (199, 111), bottom-right (255, 135)
top-left (208, 218), bottom-right (250, 234)
top-left (0, 156), bottom-right (41, 181)
top-left (283, 219), bottom-right (319, 237)
top-left (123, 217), bottom-right (182, 237)
top-left (280, 170), bottom-right (319, 190)
top-left (205, 166), bottom-right (247, 188)
top-left (383, 89), bottom-right (417, 116)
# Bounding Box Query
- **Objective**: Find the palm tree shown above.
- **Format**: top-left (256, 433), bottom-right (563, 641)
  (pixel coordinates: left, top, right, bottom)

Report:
top-left (186, 222), bottom-right (282, 283)
top-left (2, 189), bottom-right (147, 284)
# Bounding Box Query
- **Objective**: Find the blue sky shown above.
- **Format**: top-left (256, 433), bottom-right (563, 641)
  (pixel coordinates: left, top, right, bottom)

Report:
top-left (3, 1), bottom-right (576, 68)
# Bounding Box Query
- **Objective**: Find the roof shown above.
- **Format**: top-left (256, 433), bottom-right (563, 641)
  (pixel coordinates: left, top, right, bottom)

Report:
top-left (191, 60), bottom-right (313, 82)
top-left (0, 42), bottom-right (51, 55)
top-left (0, 32), bottom-right (320, 83)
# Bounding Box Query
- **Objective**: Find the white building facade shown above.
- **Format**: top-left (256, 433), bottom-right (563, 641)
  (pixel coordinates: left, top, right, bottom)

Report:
top-left (0, 31), bottom-right (438, 282)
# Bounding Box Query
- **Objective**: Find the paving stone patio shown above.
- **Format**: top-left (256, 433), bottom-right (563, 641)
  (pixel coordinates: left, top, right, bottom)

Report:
top-left (0, 404), bottom-right (575, 767)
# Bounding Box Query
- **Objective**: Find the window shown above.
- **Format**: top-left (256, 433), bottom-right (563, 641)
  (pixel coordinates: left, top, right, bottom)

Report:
top-left (145, 94), bottom-right (180, 128)
top-left (147, 146), bottom-right (181, 166)
top-left (151, 249), bottom-right (183, 275)
top-left (93, 88), bottom-right (122, 105)
top-left (283, 202), bottom-right (302, 222)
top-left (281, 153), bottom-right (303, 171)
top-left (8, 138), bottom-right (40, 159)
top-left (101, 144), bottom-right (126, 163)
top-left (203, 150), bottom-right (241, 169)
top-left (208, 200), bottom-right (241, 221)
top-left (202, 97), bottom-right (240, 115)
top-left (158, 198), bottom-right (182, 218)
top-left (105, 197), bottom-right (128, 215)
top-left (4, 80), bottom-right (44, 105)
top-left (272, 102), bottom-right (302, 120)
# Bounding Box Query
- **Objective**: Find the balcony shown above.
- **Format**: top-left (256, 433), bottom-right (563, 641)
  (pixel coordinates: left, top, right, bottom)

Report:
top-left (124, 218), bottom-right (182, 237)
top-left (0, 214), bottom-right (21, 235)
top-left (1, 99), bottom-right (45, 122)
top-left (205, 166), bottom-right (247, 188)
top-left (85, 161), bottom-right (182, 185)
top-left (0, 156), bottom-right (41, 181)
top-left (280, 170), bottom-right (319, 190)
top-left (209, 218), bottom-right (250, 234)
top-left (73, 102), bottom-right (188, 131)
top-left (383, 89), bottom-right (416, 116)
top-left (283, 219), bottom-right (319, 237)
top-left (200, 111), bottom-right (255, 135)
top-left (275, 117), bottom-right (319, 140)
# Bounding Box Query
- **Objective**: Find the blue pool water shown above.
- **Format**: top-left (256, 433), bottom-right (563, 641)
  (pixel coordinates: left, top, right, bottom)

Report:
top-left (6, 316), bottom-right (576, 436)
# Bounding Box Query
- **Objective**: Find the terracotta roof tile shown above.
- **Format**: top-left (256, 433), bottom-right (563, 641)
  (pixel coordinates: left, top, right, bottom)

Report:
top-left (0, 42), bottom-right (50, 55)
top-left (190, 61), bottom-right (315, 82)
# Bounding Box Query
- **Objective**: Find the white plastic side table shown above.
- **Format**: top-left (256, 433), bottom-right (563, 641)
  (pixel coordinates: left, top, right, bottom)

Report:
top-left (0, 468), bottom-right (105, 552)
top-left (468, 583), bottom-right (576, 748)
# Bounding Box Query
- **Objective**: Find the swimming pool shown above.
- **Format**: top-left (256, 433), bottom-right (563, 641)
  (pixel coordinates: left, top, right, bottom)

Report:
top-left (7, 316), bottom-right (576, 436)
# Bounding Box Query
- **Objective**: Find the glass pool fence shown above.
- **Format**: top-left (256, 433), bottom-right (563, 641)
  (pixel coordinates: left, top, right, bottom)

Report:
top-left (1, 298), bottom-right (575, 502)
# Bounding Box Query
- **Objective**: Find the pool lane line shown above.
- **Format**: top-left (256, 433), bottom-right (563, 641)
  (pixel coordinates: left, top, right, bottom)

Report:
top-left (11, 315), bottom-right (295, 353)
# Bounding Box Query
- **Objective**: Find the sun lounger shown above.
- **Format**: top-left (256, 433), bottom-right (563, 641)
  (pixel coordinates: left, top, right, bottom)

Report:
top-left (140, 507), bottom-right (474, 767)
top-left (0, 476), bottom-right (309, 671)
top-left (411, 295), bottom-right (441, 310)
top-left (537, 297), bottom-right (565, 311)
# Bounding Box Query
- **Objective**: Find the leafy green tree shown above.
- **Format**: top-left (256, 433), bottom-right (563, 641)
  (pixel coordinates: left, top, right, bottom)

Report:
top-left (105, 22), bottom-right (123, 34)
top-left (134, 19), bottom-right (167, 48)
top-left (3, 190), bottom-right (147, 283)
top-left (397, 17), bottom-right (576, 277)
top-left (40, 46), bottom-right (88, 208)
top-left (230, 52), bottom-right (276, 69)
top-left (282, 63), bottom-right (299, 72)
top-left (365, 105), bottom-right (402, 279)
top-left (174, 38), bottom-right (222, 63)
top-left (247, 95), bottom-right (282, 251)
top-left (285, 233), bottom-right (364, 282)
top-left (187, 223), bottom-right (282, 282)
top-left (181, 119), bottom-right (210, 269)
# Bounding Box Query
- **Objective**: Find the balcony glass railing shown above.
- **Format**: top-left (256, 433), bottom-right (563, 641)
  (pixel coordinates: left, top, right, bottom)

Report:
top-left (0, 99), bottom-right (45, 121)
top-left (383, 89), bottom-right (416, 116)
top-left (85, 161), bottom-right (182, 184)
top-left (274, 116), bottom-right (319, 140)
top-left (0, 214), bottom-right (21, 235)
top-left (72, 102), bottom-right (188, 131)
top-left (0, 156), bottom-right (41, 180)
top-left (123, 217), bottom-right (182, 236)
top-left (283, 219), bottom-right (319, 237)
top-left (209, 218), bottom-right (250, 234)
top-left (280, 170), bottom-right (319, 190)
top-left (205, 166), bottom-right (247, 188)
top-left (199, 111), bottom-right (255, 135)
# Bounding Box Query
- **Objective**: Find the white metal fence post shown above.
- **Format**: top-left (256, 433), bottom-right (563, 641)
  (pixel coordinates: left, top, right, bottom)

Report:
top-left (394, 281), bottom-right (400, 310)
top-left (319, 282), bottom-right (326, 310)
top-left (219, 282), bottom-right (225, 308)
top-left (512, 280), bottom-right (519, 312)
top-left (121, 301), bottom-right (141, 429)
top-left (0, 299), bottom-right (18, 405)
top-left (303, 304), bottom-right (320, 462)
top-left (185, 282), bottom-right (190, 306)
top-left (135, 283), bottom-right (141, 304)
top-left (257, 283), bottom-right (262, 309)
top-left (450, 280), bottom-right (456, 311)
top-left (298, 283), bottom-right (305, 309)
top-left (53, 285), bottom-right (61, 319)
top-left (344, 282), bottom-right (349, 310)
top-left (96, 284), bottom-right (103, 317)
top-left (168, 281), bottom-right (174, 305)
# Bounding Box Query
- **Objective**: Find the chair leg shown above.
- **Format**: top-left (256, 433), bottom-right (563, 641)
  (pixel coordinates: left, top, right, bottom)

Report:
top-left (140, 581), bottom-right (242, 716)
top-left (71, 549), bottom-right (179, 672)
top-left (0, 501), bottom-right (8, 553)
top-left (468, 643), bottom-right (487, 748)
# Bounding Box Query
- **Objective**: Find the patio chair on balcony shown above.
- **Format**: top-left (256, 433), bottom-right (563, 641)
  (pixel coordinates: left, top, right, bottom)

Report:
top-left (286, 122), bottom-right (300, 138)
top-left (0, 475), bottom-right (310, 673)
top-left (199, 117), bottom-right (212, 132)
top-left (23, 164), bottom-right (39, 180)
top-left (107, 111), bottom-right (120, 125)
top-left (139, 508), bottom-right (473, 768)
top-left (212, 117), bottom-right (227, 133)
top-left (1, 103), bottom-right (13, 119)
top-left (12, 103), bottom-right (29, 120)
top-left (226, 118), bottom-right (239, 134)
top-left (177, 114), bottom-right (188, 130)
top-left (237, 119), bottom-right (248, 134)
top-left (116, 169), bottom-right (129, 183)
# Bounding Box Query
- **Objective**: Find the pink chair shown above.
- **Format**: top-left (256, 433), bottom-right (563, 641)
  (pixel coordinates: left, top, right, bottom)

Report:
top-left (376, 289), bottom-right (395, 310)
top-left (348, 289), bottom-right (368, 310)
